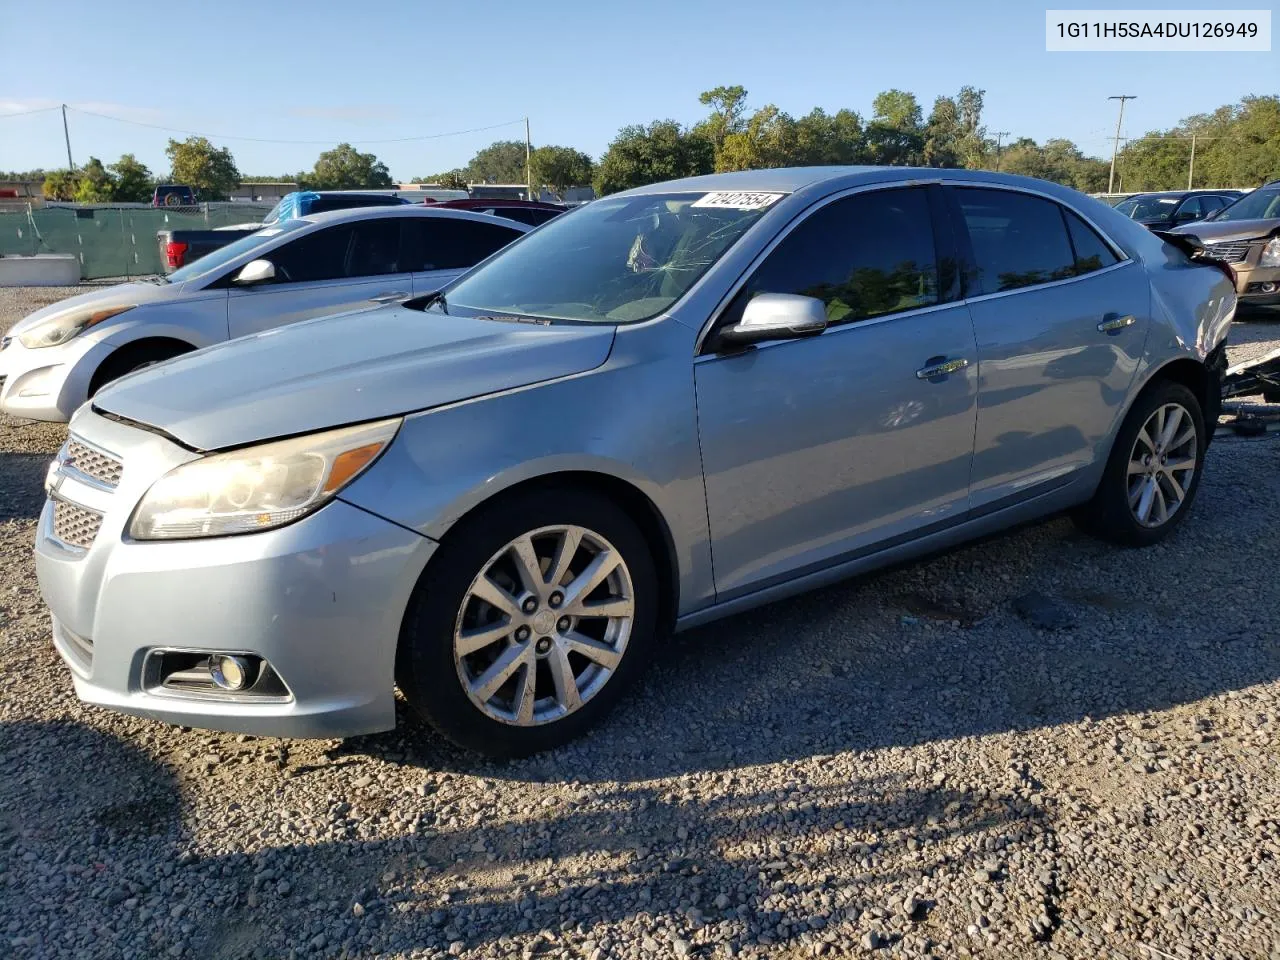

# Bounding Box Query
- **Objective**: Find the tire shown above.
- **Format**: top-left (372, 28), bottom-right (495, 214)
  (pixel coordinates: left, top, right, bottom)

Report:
top-left (398, 487), bottom-right (659, 757)
top-left (88, 343), bottom-right (191, 398)
top-left (1073, 380), bottom-right (1206, 547)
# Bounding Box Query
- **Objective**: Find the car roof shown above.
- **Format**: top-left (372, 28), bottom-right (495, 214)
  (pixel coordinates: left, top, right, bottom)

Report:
top-left (1126, 189), bottom-right (1239, 200)
top-left (430, 198), bottom-right (565, 210)
top-left (298, 205), bottom-right (534, 229)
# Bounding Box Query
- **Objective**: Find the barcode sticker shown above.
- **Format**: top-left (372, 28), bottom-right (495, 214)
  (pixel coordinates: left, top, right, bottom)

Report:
top-left (691, 191), bottom-right (786, 210)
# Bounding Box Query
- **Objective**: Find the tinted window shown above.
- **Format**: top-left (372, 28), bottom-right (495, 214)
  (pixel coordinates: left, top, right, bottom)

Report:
top-left (724, 188), bottom-right (938, 327)
top-left (1202, 195), bottom-right (1225, 212)
top-left (1177, 197), bottom-right (1204, 220)
top-left (413, 219), bottom-right (523, 271)
top-left (346, 219), bottom-right (404, 276)
top-left (957, 189), bottom-right (1076, 294)
top-left (270, 225), bottom-right (354, 282)
top-left (1063, 210), bottom-right (1119, 275)
top-left (307, 194), bottom-right (407, 215)
top-left (494, 207), bottom-right (562, 226)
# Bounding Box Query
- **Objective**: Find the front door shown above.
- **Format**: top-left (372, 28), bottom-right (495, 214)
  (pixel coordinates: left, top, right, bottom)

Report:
top-left (949, 186), bottom-right (1148, 511)
top-left (695, 186), bottom-right (979, 599)
top-left (228, 218), bottom-right (412, 339)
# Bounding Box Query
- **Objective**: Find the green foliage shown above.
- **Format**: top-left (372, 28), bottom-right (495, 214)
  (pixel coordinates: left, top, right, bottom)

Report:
top-left (997, 137), bottom-right (1109, 192)
top-left (73, 157), bottom-right (116, 203)
top-left (593, 120), bottom-right (714, 195)
top-left (165, 137), bottom-right (240, 200)
top-left (694, 85), bottom-right (749, 154)
top-left (300, 143), bottom-right (393, 191)
top-left (1116, 95), bottom-right (1280, 190)
top-left (416, 170), bottom-right (468, 191)
top-left (529, 146), bottom-right (594, 196)
top-left (109, 154), bottom-right (153, 202)
top-left (463, 140), bottom-right (530, 184)
top-left (41, 169), bottom-right (78, 201)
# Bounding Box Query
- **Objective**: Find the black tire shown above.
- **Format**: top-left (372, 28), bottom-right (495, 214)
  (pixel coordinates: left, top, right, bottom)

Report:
top-left (88, 343), bottom-right (191, 397)
top-left (398, 487), bottom-right (659, 757)
top-left (1073, 380), bottom-right (1206, 547)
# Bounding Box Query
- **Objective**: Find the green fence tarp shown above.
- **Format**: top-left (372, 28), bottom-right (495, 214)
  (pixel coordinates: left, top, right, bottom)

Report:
top-left (0, 204), bottom-right (274, 280)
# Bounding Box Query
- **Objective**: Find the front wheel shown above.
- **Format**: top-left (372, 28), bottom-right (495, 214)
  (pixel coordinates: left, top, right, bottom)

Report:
top-left (1073, 380), bottom-right (1206, 547)
top-left (398, 487), bottom-right (658, 757)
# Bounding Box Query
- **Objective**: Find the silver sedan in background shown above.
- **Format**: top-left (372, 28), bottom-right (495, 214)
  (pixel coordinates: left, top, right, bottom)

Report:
top-left (35, 167), bottom-right (1235, 756)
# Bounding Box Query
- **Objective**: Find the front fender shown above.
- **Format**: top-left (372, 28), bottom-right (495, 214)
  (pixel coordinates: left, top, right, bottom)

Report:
top-left (94, 298), bottom-right (228, 349)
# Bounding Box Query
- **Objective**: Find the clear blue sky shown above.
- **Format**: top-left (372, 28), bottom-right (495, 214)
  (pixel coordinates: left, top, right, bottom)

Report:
top-left (0, 0), bottom-right (1274, 179)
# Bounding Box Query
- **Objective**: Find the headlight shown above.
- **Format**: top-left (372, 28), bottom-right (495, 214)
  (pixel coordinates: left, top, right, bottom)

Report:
top-left (129, 418), bottom-right (401, 540)
top-left (1260, 236), bottom-right (1280, 268)
top-left (18, 304), bottom-right (136, 349)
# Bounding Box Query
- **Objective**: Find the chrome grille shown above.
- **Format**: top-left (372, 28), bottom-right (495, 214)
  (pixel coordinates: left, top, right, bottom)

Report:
top-left (64, 437), bottom-right (123, 488)
top-left (1204, 240), bottom-right (1253, 264)
top-left (52, 496), bottom-right (104, 550)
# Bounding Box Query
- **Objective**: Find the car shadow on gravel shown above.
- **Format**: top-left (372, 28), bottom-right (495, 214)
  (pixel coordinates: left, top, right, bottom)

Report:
top-left (340, 510), bottom-right (1280, 786)
top-left (3, 719), bottom-right (1064, 959)
top-left (0, 451), bottom-right (50, 521)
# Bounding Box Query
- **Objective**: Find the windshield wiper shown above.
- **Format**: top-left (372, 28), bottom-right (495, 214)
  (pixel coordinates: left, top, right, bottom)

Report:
top-left (474, 314), bottom-right (552, 326)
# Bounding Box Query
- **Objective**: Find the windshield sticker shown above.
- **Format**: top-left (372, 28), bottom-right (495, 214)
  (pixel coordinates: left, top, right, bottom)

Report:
top-left (691, 191), bottom-right (785, 211)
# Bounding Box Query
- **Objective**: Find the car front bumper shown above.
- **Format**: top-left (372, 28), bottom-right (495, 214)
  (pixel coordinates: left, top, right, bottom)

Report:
top-left (0, 334), bottom-right (115, 422)
top-left (35, 408), bottom-right (437, 738)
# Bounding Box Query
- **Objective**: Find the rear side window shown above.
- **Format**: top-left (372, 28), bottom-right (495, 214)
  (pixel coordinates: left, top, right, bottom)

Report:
top-left (411, 219), bottom-right (524, 271)
top-left (1062, 210), bottom-right (1119, 276)
top-left (727, 187), bottom-right (939, 326)
top-left (956, 189), bottom-right (1077, 294)
top-left (495, 207), bottom-right (562, 226)
top-left (308, 195), bottom-right (405, 215)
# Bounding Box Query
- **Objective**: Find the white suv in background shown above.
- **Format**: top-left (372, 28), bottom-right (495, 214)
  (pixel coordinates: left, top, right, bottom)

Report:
top-left (0, 206), bottom-right (529, 422)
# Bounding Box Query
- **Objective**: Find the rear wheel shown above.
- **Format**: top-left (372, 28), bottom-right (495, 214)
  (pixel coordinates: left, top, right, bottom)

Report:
top-left (1073, 380), bottom-right (1206, 547)
top-left (398, 488), bottom-right (658, 757)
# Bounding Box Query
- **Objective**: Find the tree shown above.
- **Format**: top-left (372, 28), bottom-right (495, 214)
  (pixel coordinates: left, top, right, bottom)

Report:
top-left (866, 89), bottom-right (924, 165)
top-left (73, 157), bottom-right (117, 203)
top-left (718, 105), bottom-right (799, 172)
top-left (109, 154), bottom-right (153, 202)
top-left (41, 170), bottom-right (78, 201)
top-left (792, 108), bottom-right (865, 165)
top-left (464, 140), bottom-right (530, 184)
top-left (415, 170), bottom-right (468, 190)
top-left (165, 137), bottom-right (240, 200)
top-left (301, 143), bottom-right (393, 190)
top-left (594, 120), bottom-right (714, 195)
top-left (923, 96), bottom-right (962, 168)
top-left (529, 146), bottom-right (594, 196)
top-left (695, 85), bottom-right (749, 155)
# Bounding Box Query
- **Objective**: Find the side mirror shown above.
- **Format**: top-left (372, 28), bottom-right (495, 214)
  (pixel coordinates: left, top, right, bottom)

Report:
top-left (232, 259), bottom-right (276, 286)
top-left (715, 293), bottom-right (828, 349)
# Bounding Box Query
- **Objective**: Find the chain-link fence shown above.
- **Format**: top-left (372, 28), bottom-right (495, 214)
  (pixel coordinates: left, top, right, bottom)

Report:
top-left (0, 203), bottom-right (274, 280)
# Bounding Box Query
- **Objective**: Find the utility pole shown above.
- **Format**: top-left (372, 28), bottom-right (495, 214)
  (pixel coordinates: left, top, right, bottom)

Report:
top-left (525, 117), bottom-right (533, 202)
top-left (993, 131), bottom-right (1010, 172)
top-left (1107, 95), bottom-right (1136, 194)
top-left (61, 103), bottom-right (74, 170)
top-left (1187, 134), bottom-right (1197, 190)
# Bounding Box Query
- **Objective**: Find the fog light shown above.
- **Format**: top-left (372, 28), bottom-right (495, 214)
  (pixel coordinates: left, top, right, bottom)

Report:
top-left (1262, 282), bottom-right (1277, 294)
top-left (210, 655), bottom-right (254, 691)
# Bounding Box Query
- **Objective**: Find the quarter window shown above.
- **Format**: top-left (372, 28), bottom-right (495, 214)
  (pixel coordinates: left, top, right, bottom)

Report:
top-left (956, 189), bottom-right (1077, 294)
top-left (1063, 209), bottom-right (1119, 276)
top-left (727, 187), bottom-right (939, 327)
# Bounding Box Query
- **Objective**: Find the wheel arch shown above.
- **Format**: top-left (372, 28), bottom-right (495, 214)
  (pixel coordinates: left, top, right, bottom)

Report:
top-left (88, 336), bottom-right (197, 396)
top-left (1140, 353), bottom-right (1219, 433)
top-left (426, 469), bottom-right (681, 634)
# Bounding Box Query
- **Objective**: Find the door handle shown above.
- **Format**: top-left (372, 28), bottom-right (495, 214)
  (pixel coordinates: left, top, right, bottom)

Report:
top-left (1097, 314), bottom-right (1136, 334)
top-left (369, 291), bottom-right (409, 304)
top-left (916, 356), bottom-right (970, 380)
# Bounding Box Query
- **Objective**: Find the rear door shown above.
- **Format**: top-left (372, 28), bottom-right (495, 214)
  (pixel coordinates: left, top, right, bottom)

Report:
top-left (949, 186), bottom-right (1149, 511)
top-left (227, 218), bottom-right (413, 338)
top-left (695, 185), bottom-right (979, 597)
top-left (405, 217), bottom-right (526, 294)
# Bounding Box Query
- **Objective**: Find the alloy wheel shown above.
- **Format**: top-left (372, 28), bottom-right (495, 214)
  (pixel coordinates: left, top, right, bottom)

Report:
top-left (453, 524), bottom-right (635, 726)
top-left (1127, 402), bottom-right (1198, 528)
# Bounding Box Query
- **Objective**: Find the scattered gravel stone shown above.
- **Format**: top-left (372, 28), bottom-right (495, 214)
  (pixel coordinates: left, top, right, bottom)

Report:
top-left (1, 286), bottom-right (1279, 959)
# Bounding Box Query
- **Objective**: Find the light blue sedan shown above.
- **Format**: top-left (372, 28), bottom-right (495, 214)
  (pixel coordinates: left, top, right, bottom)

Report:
top-left (35, 167), bottom-right (1235, 756)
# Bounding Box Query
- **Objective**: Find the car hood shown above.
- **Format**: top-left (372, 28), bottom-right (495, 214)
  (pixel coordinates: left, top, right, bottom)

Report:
top-left (92, 305), bottom-right (617, 450)
top-left (1170, 218), bottom-right (1280, 242)
top-left (7, 281), bottom-right (182, 336)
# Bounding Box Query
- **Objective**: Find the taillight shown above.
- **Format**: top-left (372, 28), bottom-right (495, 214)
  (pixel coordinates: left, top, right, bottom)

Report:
top-left (165, 241), bottom-right (189, 268)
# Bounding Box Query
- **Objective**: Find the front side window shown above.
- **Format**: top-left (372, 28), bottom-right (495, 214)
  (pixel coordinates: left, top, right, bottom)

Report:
top-left (269, 225), bottom-right (355, 283)
top-left (724, 188), bottom-right (939, 327)
top-left (956, 189), bottom-right (1077, 294)
top-left (441, 192), bottom-right (779, 323)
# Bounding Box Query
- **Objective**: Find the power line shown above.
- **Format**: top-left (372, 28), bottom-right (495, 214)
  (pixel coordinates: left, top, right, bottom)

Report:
top-left (0, 106), bottom-right (61, 120)
top-left (64, 107), bottom-right (527, 145)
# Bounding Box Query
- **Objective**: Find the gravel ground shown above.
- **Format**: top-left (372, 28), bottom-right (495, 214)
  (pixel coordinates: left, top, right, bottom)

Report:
top-left (1, 284), bottom-right (1278, 960)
